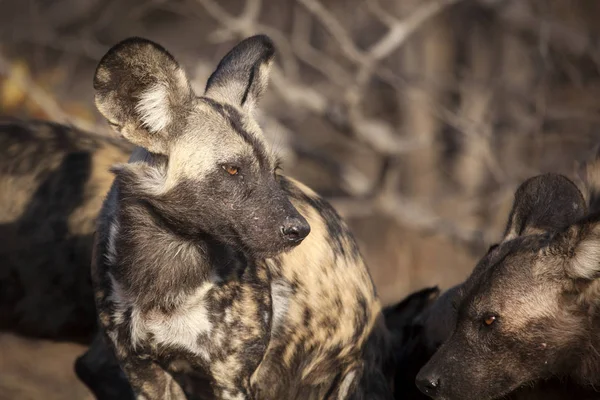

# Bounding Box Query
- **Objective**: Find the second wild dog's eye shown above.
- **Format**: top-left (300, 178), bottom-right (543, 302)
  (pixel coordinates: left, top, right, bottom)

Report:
top-left (224, 165), bottom-right (239, 176)
top-left (483, 315), bottom-right (497, 327)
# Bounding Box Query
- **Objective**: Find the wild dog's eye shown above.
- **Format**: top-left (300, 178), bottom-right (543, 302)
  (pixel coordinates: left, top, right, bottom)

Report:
top-left (483, 315), bottom-right (497, 327)
top-left (223, 165), bottom-right (239, 176)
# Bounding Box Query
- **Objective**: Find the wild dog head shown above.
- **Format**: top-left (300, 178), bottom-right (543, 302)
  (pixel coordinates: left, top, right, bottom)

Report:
top-left (94, 35), bottom-right (310, 257)
top-left (416, 172), bottom-right (600, 400)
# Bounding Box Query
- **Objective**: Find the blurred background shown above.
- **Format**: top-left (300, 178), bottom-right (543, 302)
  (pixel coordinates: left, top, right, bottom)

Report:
top-left (1, 0), bottom-right (600, 398)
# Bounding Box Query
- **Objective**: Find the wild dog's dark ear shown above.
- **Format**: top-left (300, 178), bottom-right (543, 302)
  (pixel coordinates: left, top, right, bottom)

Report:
top-left (501, 173), bottom-right (587, 242)
top-left (420, 284), bottom-right (462, 349)
top-left (204, 35), bottom-right (275, 113)
top-left (94, 37), bottom-right (195, 154)
top-left (383, 287), bottom-right (440, 335)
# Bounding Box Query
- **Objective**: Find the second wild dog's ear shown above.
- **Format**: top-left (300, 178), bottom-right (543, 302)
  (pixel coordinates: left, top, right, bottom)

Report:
top-left (94, 37), bottom-right (195, 155)
top-left (383, 287), bottom-right (440, 335)
top-left (204, 35), bottom-right (275, 114)
top-left (501, 173), bottom-right (587, 242)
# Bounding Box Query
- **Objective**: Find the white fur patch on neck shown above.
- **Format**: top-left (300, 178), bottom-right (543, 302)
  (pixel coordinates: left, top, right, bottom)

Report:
top-left (271, 279), bottom-right (292, 332)
top-left (107, 272), bottom-right (215, 361)
top-left (222, 391), bottom-right (245, 400)
top-left (337, 370), bottom-right (357, 399)
top-left (136, 84), bottom-right (171, 133)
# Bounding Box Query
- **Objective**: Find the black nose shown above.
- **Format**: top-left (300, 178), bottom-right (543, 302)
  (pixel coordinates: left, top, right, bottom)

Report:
top-left (280, 216), bottom-right (310, 243)
top-left (416, 375), bottom-right (440, 397)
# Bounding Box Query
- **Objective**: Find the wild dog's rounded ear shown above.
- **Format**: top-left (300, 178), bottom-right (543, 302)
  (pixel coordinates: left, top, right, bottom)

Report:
top-left (501, 173), bottom-right (587, 243)
top-left (94, 37), bottom-right (195, 155)
top-left (204, 34), bottom-right (275, 113)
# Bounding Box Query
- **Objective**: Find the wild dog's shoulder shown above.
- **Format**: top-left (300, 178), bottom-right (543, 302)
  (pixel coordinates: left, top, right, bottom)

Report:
top-left (279, 175), bottom-right (363, 263)
top-left (279, 175), bottom-right (341, 216)
top-left (263, 175), bottom-right (388, 397)
top-left (275, 174), bottom-right (379, 328)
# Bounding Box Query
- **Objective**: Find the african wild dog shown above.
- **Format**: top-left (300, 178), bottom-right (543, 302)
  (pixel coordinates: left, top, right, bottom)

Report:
top-left (413, 169), bottom-right (600, 400)
top-left (0, 117), bottom-right (131, 341)
top-left (89, 34), bottom-right (392, 399)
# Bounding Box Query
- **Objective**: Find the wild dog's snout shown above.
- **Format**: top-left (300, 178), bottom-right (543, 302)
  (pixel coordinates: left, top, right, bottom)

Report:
top-left (280, 215), bottom-right (310, 243)
top-left (416, 370), bottom-right (441, 398)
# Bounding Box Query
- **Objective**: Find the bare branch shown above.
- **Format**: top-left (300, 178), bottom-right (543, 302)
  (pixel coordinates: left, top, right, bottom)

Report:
top-left (366, 0), bottom-right (460, 62)
top-left (296, 0), bottom-right (366, 63)
top-left (331, 193), bottom-right (495, 251)
top-left (193, 0), bottom-right (300, 79)
top-left (291, 4), bottom-right (351, 86)
top-left (365, 0), bottom-right (399, 28)
top-left (196, 0), bottom-right (424, 156)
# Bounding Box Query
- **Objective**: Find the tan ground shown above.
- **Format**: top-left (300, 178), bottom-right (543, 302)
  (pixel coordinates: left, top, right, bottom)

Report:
top-left (0, 333), bottom-right (93, 400)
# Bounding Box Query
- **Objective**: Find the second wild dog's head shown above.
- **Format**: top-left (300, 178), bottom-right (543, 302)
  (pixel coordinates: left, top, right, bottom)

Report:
top-left (94, 35), bottom-right (310, 257)
top-left (416, 173), bottom-right (600, 400)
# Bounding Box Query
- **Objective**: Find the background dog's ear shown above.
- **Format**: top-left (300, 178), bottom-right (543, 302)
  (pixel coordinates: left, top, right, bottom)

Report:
top-left (383, 286), bottom-right (439, 336)
top-left (94, 37), bottom-right (195, 155)
top-left (501, 173), bottom-right (587, 242)
top-left (204, 35), bottom-right (275, 114)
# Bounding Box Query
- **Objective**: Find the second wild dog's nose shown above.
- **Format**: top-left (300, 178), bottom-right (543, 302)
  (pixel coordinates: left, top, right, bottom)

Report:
top-left (280, 216), bottom-right (310, 243)
top-left (416, 374), bottom-right (441, 397)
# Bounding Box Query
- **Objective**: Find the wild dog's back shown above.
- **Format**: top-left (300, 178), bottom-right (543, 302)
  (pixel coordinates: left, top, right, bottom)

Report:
top-left (0, 117), bottom-right (131, 340)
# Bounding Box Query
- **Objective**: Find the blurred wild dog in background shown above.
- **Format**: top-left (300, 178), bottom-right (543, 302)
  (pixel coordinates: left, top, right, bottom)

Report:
top-left (0, 117), bottom-right (132, 398)
top-left (0, 117), bottom-right (131, 341)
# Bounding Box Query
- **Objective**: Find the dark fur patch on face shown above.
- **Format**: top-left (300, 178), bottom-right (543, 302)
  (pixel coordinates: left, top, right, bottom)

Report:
top-left (114, 161), bottom-right (307, 260)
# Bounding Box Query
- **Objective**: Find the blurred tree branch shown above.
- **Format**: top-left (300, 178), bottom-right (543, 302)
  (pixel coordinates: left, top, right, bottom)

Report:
top-left (193, 0), bottom-right (503, 250)
top-left (3, 0), bottom-right (600, 259)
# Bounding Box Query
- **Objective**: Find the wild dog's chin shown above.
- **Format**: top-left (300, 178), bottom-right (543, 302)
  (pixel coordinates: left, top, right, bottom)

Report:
top-left (425, 390), bottom-right (504, 400)
top-left (429, 380), bottom-right (526, 400)
top-left (417, 357), bottom-right (529, 400)
top-left (244, 239), bottom-right (305, 259)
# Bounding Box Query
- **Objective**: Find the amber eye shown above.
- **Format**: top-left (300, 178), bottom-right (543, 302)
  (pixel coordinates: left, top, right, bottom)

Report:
top-left (483, 315), bottom-right (497, 326)
top-left (224, 165), bottom-right (239, 176)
